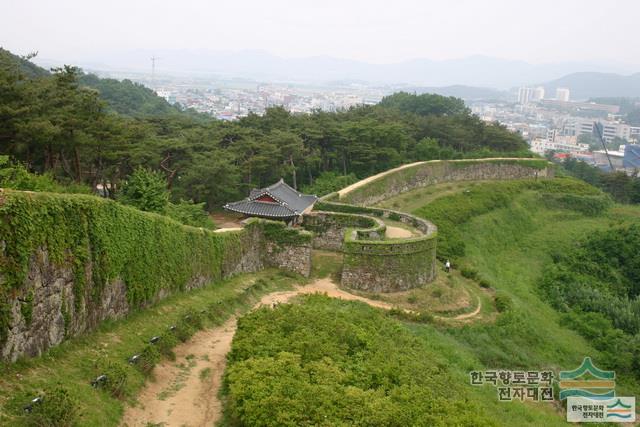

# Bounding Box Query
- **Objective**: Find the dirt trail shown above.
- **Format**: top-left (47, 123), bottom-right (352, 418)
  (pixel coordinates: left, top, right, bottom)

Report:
top-left (119, 278), bottom-right (394, 427)
top-left (120, 278), bottom-right (480, 426)
top-left (447, 296), bottom-right (482, 321)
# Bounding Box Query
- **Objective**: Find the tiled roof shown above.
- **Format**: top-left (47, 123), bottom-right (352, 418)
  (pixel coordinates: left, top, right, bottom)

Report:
top-left (223, 200), bottom-right (298, 218)
top-left (225, 179), bottom-right (317, 218)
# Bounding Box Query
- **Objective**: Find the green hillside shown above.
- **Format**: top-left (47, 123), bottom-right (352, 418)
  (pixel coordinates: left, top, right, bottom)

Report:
top-left (220, 178), bottom-right (640, 426)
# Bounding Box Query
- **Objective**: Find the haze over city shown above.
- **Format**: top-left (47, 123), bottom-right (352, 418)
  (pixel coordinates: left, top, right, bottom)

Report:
top-left (3, 0), bottom-right (640, 87)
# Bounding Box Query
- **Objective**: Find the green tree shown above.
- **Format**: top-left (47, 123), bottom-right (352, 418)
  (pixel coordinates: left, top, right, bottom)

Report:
top-left (119, 167), bottom-right (169, 213)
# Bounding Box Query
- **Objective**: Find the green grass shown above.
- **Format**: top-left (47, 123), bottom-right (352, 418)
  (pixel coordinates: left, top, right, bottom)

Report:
top-left (220, 177), bottom-right (640, 426)
top-left (407, 182), bottom-right (640, 406)
top-left (222, 295), bottom-right (496, 426)
top-left (377, 181), bottom-right (481, 211)
top-left (310, 250), bottom-right (343, 280)
top-left (0, 269), bottom-right (301, 426)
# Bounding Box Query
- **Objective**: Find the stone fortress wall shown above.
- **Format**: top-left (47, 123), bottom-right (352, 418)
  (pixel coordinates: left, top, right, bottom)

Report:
top-left (337, 158), bottom-right (553, 206)
top-left (0, 191), bottom-right (311, 362)
top-left (310, 158), bottom-right (553, 292)
top-left (0, 159), bottom-right (553, 362)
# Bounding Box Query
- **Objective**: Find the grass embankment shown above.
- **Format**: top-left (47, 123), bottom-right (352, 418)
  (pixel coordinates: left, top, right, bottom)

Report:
top-left (222, 295), bottom-right (496, 426)
top-left (404, 178), bottom-right (640, 410)
top-left (0, 270), bottom-right (301, 426)
top-left (222, 177), bottom-right (640, 426)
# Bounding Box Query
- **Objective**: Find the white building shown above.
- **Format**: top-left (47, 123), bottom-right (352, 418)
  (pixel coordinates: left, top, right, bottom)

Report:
top-left (518, 87), bottom-right (535, 105)
top-left (533, 87), bottom-right (545, 101)
top-left (530, 136), bottom-right (589, 155)
top-left (556, 88), bottom-right (570, 102)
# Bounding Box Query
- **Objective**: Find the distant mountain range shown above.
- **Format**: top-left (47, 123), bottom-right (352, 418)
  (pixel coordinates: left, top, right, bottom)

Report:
top-left (33, 49), bottom-right (639, 91)
top-left (540, 72), bottom-right (640, 100)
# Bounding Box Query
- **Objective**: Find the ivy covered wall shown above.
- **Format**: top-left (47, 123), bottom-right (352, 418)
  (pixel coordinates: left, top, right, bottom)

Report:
top-left (0, 190), bottom-right (310, 362)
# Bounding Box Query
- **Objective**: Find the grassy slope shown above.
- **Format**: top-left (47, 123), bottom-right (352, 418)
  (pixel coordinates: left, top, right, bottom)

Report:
top-left (221, 178), bottom-right (631, 426)
top-left (0, 270), bottom-right (301, 426)
top-left (387, 179), bottom-right (640, 424)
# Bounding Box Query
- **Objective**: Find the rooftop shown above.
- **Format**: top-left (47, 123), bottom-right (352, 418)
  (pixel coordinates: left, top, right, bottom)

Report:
top-left (224, 179), bottom-right (317, 218)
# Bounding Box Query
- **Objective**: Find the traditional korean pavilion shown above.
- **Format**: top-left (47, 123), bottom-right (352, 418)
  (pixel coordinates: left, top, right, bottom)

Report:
top-left (223, 179), bottom-right (318, 223)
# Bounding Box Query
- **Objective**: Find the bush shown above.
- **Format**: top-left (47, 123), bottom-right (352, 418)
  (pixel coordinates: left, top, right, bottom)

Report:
top-left (94, 359), bottom-right (129, 399)
top-left (19, 384), bottom-right (79, 427)
top-left (136, 345), bottom-right (161, 375)
top-left (542, 193), bottom-right (612, 216)
top-left (460, 266), bottom-right (479, 280)
top-left (156, 331), bottom-right (179, 361)
top-left (0, 155), bottom-right (90, 194)
top-left (165, 199), bottom-right (216, 229)
top-left (225, 296), bottom-right (489, 426)
top-left (388, 212), bottom-right (401, 221)
top-left (301, 172), bottom-right (357, 197)
top-left (478, 279), bottom-right (492, 289)
top-left (119, 167), bottom-right (169, 213)
top-left (495, 292), bottom-right (513, 313)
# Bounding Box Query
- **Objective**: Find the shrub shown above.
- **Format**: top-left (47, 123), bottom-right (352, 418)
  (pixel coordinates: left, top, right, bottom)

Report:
top-left (301, 172), bottom-right (358, 197)
top-left (119, 167), bottom-right (169, 213)
top-left (20, 384), bottom-right (79, 427)
top-left (173, 321), bottom-right (196, 343)
top-left (225, 296), bottom-right (487, 425)
top-left (460, 267), bottom-right (479, 280)
top-left (165, 199), bottom-right (216, 229)
top-left (95, 359), bottom-right (129, 399)
top-left (136, 345), bottom-right (161, 375)
top-left (388, 212), bottom-right (401, 221)
top-left (183, 309), bottom-right (204, 330)
top-left (495, 292), bottom-right (513, 313)
top-left (0, 155), bottom-right (91, 194)
top-left (156, 332), bottom-right (179, 361)
top-left (478, 279), bottom-right (492, 289)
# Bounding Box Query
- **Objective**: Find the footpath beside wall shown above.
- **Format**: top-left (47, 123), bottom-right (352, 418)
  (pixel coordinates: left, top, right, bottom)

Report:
top-left (337, 158), bottom-right (553, 206)
top-left (0, 190), bottom-right (311, 362)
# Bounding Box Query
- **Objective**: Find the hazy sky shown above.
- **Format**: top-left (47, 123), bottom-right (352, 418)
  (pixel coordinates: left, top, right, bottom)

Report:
top-left (3, 0), bottom-right (640, 65)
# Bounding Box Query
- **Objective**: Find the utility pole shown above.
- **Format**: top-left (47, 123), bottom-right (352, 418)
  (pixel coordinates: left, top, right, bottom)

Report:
top-left (150, 56), bottom-right (159, 86)
top-left (594, 121), bottom-right (615, 171)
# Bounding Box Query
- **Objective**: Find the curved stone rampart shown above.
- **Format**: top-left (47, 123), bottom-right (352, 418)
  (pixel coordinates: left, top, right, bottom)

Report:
top-left (335, 158), bottom-right (553, 206)
top-left (310, 200), bottom-right (437, 292)
top-left (315, 158), bottom-right (553, 292)
top-left (301, 211), bottom-right (385, 251)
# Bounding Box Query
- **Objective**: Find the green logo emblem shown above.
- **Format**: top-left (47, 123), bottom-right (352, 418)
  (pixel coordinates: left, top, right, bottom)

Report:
top-left (559, 357), bottom-right (615, 400)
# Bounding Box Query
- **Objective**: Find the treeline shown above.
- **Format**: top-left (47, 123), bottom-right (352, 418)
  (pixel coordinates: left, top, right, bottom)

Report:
top-left (561, 158), bottom-right (640, 204)
top-left (0, 48), bottom-right (530, 209)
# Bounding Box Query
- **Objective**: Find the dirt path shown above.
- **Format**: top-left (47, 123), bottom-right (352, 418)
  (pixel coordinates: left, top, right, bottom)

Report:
top-left (446, 296), bottom-right (482, 321)
top-left (120, 278), bottom-right (480, 426)
top-left (119, 278), bottom-right (394, 427)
